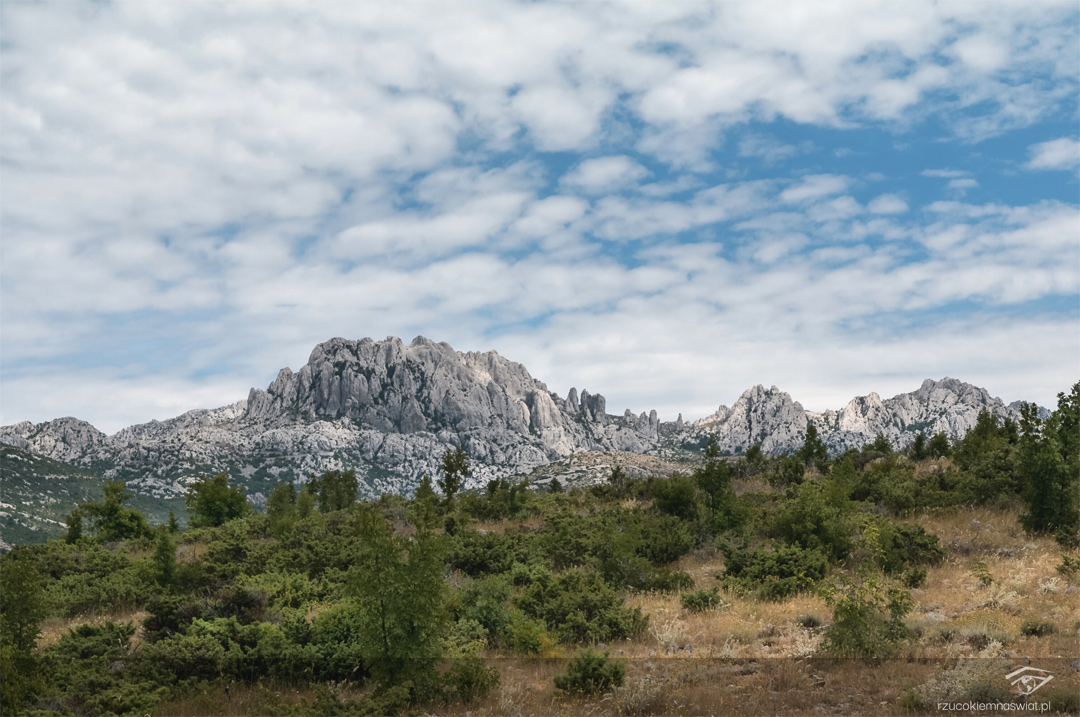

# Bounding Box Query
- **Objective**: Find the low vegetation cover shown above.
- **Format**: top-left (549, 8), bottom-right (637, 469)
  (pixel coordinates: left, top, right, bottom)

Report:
top-left (0, 384), bottom-right (1077, 715)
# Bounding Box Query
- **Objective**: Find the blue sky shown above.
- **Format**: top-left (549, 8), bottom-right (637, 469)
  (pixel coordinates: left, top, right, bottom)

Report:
top-left (1, 1), bottom-right (1078, 433)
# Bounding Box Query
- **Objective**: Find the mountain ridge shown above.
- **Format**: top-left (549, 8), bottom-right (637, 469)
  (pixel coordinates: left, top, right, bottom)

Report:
top-left (1, 336), bottom-right (1046, 522)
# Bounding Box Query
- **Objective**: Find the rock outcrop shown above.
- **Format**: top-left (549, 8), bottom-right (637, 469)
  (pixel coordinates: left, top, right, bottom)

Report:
top-left (0, 336), bottom-right (1048, 503)
top-left (690, 377), bottom-right (1024, 455)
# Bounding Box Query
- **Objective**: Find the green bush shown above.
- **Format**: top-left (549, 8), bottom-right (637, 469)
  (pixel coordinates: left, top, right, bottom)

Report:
top-left (442, 653), bottom-right (500, 705)
top-left (679, 587), bottom-right (723, 613)
top-left (502, 609), bottom-right (549, 654)
top-left (1019, 617), bottom-right (1056, 637)
top-left (554, 649), bottom-right (626, 695)
top-left (644, 569), bottom-right (694, 593)
top-left (448, 529), bottom-right (519, 576)
top-left (768, 480), bottom-right (854, 562)
top-left (650, 474), bottom-right (700, 520)
top-left (516, 568), bottom-right (648, 643)
top-left (875, 522), bottom-right (945, 575)
top-left (461, 575), bottom-right (512, 640)
top-left (721, 544), bottom-right (828, 600)
top-left (901, 566), bottom-right (928, 589)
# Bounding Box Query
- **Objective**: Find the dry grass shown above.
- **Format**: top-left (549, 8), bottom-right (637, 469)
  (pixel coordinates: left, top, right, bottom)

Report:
top-left (69, 505), bottom-right (1080, 716)
top-left (37, 608), bottom-right (148, 649)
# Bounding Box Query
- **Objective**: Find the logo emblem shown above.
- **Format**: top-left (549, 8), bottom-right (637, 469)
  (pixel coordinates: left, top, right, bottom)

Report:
top-left (1005, 666), bottom-right (1054, 695)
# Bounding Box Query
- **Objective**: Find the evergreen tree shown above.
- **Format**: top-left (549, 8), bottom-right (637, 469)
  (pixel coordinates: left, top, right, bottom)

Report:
top-left (185, 473), bottom-right (250, 528)
top-left (927, 432), bottom-right (951, 458)
top-left (797, 422), bottom-right (830, 472)
top-left (910, 432), bottom-right (927, 461)
top-left (64, 507), bottom-right (83, 544)
top-left (152, 528), bottom-right (177, 588)
top-left (316, 470), bottom-right (359, 513)
top-left (349, 507), bottom-right (447, 698)
top-left (1019, 385), bottom-right (1080, 546)
top-left (0, 555), bottom-right (48, 713)
top-left (266, 480), bottom-right (298, 538)
top-left (608, 464), bottom-right (630, 497)
top-left (437, 446), bottom-right (470, 501)
top-left (549, 477), bottom-right (564, 494)
top-left (80, 479), bottom-right (152, 542)
top-left (696, 434), bottom-right (737, 528)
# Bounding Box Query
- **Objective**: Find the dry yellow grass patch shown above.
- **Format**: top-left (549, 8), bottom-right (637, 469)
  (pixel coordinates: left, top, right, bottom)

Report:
top-left (37, 608), bottom-right (148, 649)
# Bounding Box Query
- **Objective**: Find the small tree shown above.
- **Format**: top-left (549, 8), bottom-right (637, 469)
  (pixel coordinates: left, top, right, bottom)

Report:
top-left (350, 507), bottom-right (447, 699)
top-left (80, 479), bottom-right (152, 542)
top-left (910, 432), bottom-right (928, 461)
top-left (696, 434), bottom-right (738, 529)
top-left (549, 477), bottom-right (564, 494)
top-left (927, 432), bottom-right (951, 458)
top-left (64, 507), bottom-right (83, 544)
top-left (819, 524), bottom-right (914, 659)
top-left (438, 447), bottom-right (470, 501)
top-left (316, 470), bottom-right (359, 513)
top-left (608, 464), bottom-right (631, 497)
top-left (185, 473), bottom-right (251, 528)
top-left (0, 555), bottom-right (49, 713)
top-left (797, 422), bottom-right (829, 472)
top-left (152, 528), bottom-right (177, 588)
top-left (265, 480), bottom-right (297, 538)
top-left (1019, 386), bottom-right (1080, 546)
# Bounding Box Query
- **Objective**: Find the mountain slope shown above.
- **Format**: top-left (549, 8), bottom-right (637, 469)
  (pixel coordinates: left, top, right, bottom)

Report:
top-left (0, 334), bottom-right (1050, 545)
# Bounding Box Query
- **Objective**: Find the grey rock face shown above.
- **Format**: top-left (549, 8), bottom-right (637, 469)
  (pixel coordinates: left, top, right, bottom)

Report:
top-left (0, 336), bottom-right (1050, 502)
top-left (690, 377), bottom-right (1026, 455)
top-left (0, 336), bottom-right (661, 498)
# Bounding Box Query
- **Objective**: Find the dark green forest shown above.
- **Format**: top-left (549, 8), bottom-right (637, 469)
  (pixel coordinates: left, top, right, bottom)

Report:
top-left (1, 385), bottom-right (1077, 716)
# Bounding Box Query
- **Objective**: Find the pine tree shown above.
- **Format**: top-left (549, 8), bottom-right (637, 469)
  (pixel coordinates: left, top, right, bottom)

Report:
top-left (437, 447), bottom-right (469, 501)
top-left (350, 507), bottom-right (447, 698)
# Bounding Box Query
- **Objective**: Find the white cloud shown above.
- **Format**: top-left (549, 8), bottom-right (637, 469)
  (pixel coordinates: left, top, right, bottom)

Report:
top-left (948, 178), bottom-right (980, 192)
top-left (867, 194), bottom-right (909, 214)
top-left (922, 169), bottom-right (970, 178)
top-left (780, 174), bottom-right (850, 203)
top-left (560, 156), bottom-right (651, 194)
top-left (1026, 137), bottom-right (1080, 170)
top-left (1, 0), bottom-right (1077, 432)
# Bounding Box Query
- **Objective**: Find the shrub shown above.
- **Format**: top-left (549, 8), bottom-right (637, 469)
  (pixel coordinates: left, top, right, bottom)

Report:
top-left (502, 610), bottom-right (548, 654)
top-left (820, 526), bottom-right (914, 659)
top-left (1046, 687), bottom-right (1080, 714)
top-left (516, 568), bottom-right (648, 644)
top-left (902, 566), bottom-right (928, 589)
top-left (769, 480), bottom-right (854, 562)
top-left (820, 574), bottom-right (913, 659)
top-left (875, 522), bottom-right (945, 575)
top-left (680, 587), bottom-right (723, 613)
top-left (721, 543), bottom-right (828, 600)
top-left (447, 529), bottom-right (518, 578)
top-left (644, 569), bottom-right (694, 593)
top-left (971, 561), bottom-right (994, 587)
top-left (554, 649), bottom-right (626, 695)
top-left (442, 653), bottom-right (500, 705)
top-left (897, 690), bottom-right (923, 711)
top-left (1019, 617), bottom-right (1055, 637)
top-left (1055, 552), bottom-right (1080, 580)
top-left (612, 676), bottom-right (671, 716)
top-left (651, 474), bottom-right (700, 520)
top-left (461, 575), bottom-right (512, 641)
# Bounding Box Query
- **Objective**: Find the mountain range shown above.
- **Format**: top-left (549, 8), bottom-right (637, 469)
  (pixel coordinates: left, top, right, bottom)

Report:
top-left (0, 335), bottom-right (1044, 545)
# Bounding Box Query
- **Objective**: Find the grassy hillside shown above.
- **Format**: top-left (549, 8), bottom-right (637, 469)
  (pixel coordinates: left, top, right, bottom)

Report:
top-left (1, 387), bottom-right (1077, 716)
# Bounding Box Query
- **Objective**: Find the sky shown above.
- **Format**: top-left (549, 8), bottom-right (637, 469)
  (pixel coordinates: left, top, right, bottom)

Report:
top-left (1, 0), bottom-right (1078, 434)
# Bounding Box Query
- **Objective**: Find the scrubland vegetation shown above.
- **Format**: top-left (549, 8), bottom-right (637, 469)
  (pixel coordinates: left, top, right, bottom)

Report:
top-left (1, 385), bottom-right (1077, 715)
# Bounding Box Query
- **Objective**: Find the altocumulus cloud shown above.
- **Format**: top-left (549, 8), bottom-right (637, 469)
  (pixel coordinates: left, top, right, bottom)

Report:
top-left (1, 0), bottom-right (1077, 432)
